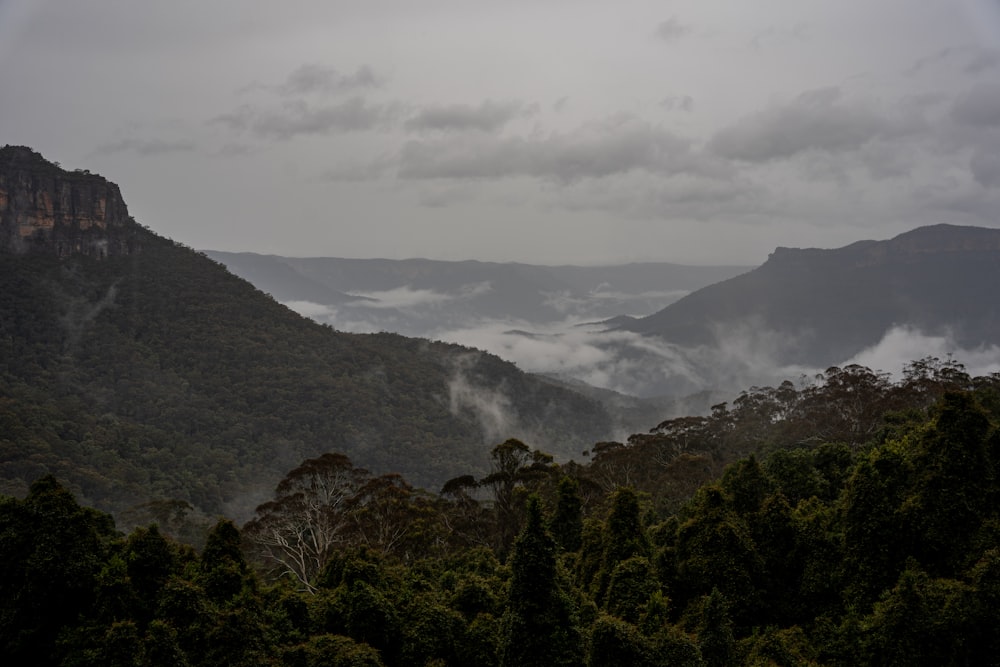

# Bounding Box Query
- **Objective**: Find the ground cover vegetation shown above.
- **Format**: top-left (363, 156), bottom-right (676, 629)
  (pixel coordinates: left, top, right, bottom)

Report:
top-left (3, 358), bottom-right (999, 666)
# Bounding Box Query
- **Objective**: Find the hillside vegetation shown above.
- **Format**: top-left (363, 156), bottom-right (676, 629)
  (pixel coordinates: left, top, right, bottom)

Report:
top-left (3, 361), bottom-right (999, 665)
top-left (0, 228), bottom-right (613, 519)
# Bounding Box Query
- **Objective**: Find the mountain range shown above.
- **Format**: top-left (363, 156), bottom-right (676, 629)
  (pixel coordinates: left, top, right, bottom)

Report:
top-left (0, 146), bottom-right (617, 520)
top-left (209, 224), bottom-right (1000, 398)
top-left (203, 250), bottom-right (751, 338)
top-left (5, 143), bottom-right (1000, 521)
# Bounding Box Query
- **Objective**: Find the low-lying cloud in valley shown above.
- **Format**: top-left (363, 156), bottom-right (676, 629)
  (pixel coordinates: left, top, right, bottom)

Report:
top-left (287, 291), bottom-right (1000, 402)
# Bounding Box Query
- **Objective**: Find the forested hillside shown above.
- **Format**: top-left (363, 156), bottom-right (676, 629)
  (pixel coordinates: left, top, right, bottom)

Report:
top-left (3, 361), bottom-right (999, 666)
top-left (0, 227), bottom-right (613, 520)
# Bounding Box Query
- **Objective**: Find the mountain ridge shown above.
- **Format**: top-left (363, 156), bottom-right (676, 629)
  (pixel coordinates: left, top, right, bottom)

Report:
top-left (0, 148), bottom-right (617, 520)
top-left (622, 223), bottom-right (1000, 367)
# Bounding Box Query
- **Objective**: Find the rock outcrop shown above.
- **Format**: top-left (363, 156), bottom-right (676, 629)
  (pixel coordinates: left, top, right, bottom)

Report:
top-left (0, 145), bottom-right (141, 257)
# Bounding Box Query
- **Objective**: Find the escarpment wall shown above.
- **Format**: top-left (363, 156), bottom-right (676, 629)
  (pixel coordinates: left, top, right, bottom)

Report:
top-left (0, 145), bottom-right (141, 257)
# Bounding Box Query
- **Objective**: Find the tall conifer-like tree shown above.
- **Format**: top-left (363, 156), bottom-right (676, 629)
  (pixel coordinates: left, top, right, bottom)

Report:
top-left (551, 476), bottom-right (583, 552)
top-left (595, 486), bottom-right (650, 603)
top-left (499, 496), bottom-right (583, 667)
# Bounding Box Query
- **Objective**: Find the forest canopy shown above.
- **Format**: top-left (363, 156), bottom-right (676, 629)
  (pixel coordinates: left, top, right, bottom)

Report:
top-left (3, 359), bottom-right (1000, 666)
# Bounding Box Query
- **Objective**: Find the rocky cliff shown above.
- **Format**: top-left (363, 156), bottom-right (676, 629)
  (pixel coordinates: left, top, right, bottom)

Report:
top-left (765, 224), bottom-right (1000, 270)
top-left (0, 145), bottom-right (141, 257)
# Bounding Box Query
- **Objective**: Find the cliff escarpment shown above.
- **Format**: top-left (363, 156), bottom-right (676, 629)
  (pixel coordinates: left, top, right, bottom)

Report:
top-left (0, 145), bottom-right (141, 257)
top-left (621, 223), bottom-right (1000, 366)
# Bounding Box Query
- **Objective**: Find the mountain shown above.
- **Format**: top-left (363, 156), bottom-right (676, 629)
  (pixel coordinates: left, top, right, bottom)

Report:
top-left (0, 146), bottom-right (616, 519)
top-left (0, 145), bottom-right (141, 257)
top-left (619, 224), bottom-right (1000, 367)
top-left (204, 250), bottom-right (751, 337)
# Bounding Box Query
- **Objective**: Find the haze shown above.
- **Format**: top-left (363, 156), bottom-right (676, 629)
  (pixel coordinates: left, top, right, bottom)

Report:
top-left (3, 1), bottom-right (1000, 265)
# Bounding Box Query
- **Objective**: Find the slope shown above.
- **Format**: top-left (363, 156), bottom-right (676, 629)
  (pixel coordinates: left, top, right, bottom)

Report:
top-left (0, 148), bottom-right (614, 519)
top-left (620, 224), bottom-right (1000, 367)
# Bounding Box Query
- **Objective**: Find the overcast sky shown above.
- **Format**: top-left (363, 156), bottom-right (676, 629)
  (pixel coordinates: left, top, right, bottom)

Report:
top-left (3, 0), bottom-right (1000, 265)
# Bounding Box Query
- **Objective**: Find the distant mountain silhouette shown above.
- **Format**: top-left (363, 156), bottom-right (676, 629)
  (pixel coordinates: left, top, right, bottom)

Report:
top-left (204, 251), bottom-right (751, 335)
top-left (619, 224), bottom-right (1000, 366)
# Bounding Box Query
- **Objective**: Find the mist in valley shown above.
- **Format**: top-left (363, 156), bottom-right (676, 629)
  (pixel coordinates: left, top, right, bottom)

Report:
top-left (283, 282), bottom-right (1000, 408)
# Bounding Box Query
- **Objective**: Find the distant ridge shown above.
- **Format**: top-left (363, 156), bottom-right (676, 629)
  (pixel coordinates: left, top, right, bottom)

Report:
top-left (619, 224), bottom-right (1000, 366)
top-left (204, 250), bottom-right (752, 336)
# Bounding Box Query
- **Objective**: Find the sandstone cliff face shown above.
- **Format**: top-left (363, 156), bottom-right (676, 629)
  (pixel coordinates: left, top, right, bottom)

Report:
top-left (0, 145), bottom-right (141, 257)
top-left (764, 224), bottom-right (1000, 270)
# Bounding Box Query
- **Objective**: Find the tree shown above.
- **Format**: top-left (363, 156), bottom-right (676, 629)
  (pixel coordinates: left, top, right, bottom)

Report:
top-left (124, 524), bottom-right (178, 625)
top-left (695, 588), bottom-right (735, 667)
top-left (348, 473), bottom-right (441, 559)
top-left (499, 496), bottom-right (583, 667)
top-left (480, 439), bottom-right (557, 554)
top-left (551, 476), bottom-right (583, 552)
top-left (587, 614), bottom-right (650, 667)
top-left (595, 487), bottom-right (650, 604)
top-left (860, 565), bottom-right (977, 666)
top-left (199, 519), bottom-right (252, 603)
top-left (902, 392), bottom-right (993, 575)
top-left (244, 453), bottom-right (370, 592)
top-left (841, 446), bottom-right (911, 605)
top-left (673, 486), bottom-right (762, 627)
top-left (0, 476), bottom-right (116, 666)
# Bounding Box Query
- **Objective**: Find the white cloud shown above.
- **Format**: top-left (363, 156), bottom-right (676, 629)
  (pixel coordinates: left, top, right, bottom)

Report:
top-left (345, 282), bottom-right (492, 309)
top-left (844, 325), bottom-right (1000, 378)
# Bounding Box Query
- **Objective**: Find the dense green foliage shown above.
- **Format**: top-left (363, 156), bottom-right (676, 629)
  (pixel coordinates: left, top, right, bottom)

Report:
top-left (4, 365), bottom-right (1000, 665)
top-left (0, 231), bottom-right (613, 520)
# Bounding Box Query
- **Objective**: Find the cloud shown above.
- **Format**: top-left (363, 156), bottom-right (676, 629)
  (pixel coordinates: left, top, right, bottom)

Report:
top-left (346, 283), bottom-right (493, 309)
top-left (951, 82), bottom-right (1000, 127)
top-left (346, 286), bottom-right (457, 309)
top-left (405, 100), bottom-right (532, 133)
top-left (655, 17), bottom-right (690, 43)
top-left (286, 302), bottom-right (1000, 400)
top-left (845, 325), bottom-right (1000, 379)
top-left (237, 64), bottom-right (383, 97)
top-left (748, 23), bottom-right (808, 51)
top-left (904, 47), bottom-right (955, 76)
top-left (212, 97), bottom-right (394, 139)
top-left (321, 155), bottom-right (394, 182)
top-left (484, 317), bottom-right (813, 398)
top-left (541, 288), bottom-right (690, 317)
top-left (550, 169), bottom-right (768, 222)
top-left (708, 87), bottom-right (894, 162)
top-left (447, 353), bottom-right (516, 443)
top-left (660, 95), bottom-right (693, 112)
top-left (398, 116), bottom-right (707, 181)
top-left (94, 137), bottom-right (196, 156)
top-left (283, 300), bottom-right (337, 319)
top-left (964, 50), bottom-right (1000, 74)
top-left (970, 142), bottom-right (1000, 188)
top-left (275, 64), bottom-right (382, 96)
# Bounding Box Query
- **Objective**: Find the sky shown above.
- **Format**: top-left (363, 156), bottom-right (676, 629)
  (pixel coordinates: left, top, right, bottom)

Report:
top-left (3, 0), bottom-right (1000, 265)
